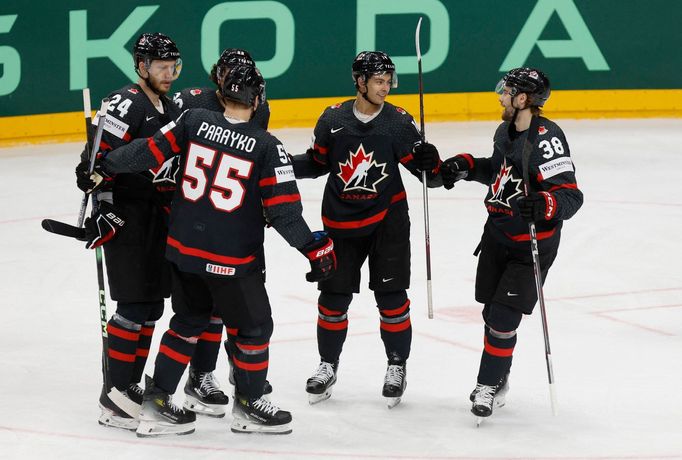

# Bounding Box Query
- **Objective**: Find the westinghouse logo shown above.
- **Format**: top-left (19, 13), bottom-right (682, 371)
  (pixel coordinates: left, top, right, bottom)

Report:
top-left (206, 264), bottom-right (236, 276)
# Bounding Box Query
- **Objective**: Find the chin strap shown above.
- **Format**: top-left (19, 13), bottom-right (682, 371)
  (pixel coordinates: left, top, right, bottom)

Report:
top-left (360, 88), bottom-right (381, 107)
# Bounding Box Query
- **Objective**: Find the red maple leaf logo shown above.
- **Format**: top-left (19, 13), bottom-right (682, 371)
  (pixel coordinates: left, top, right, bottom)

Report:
top-left (337, 144), bottom-right (388, 193)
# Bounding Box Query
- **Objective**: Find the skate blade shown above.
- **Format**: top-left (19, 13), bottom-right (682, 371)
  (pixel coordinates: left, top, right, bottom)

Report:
top-left (98, 412), bottom-right (139, 431)
top-left (308, 389), bottom-right (333, 405)
top-left (230, 419), bottom-right (292, 435)
top-left (386, 396), bottom-right (402, 409)
top-left (136, 420), bottom-right (196, 437)
top-left (183, 396), bottom-right (227, 418)
top-left (476, 416), bottom-right (484, 427)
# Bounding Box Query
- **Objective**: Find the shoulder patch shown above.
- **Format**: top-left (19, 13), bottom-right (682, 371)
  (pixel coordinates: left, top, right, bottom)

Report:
top-left (127, 88), bottom-right (139, 94)
top-left (330, 103), bottom-right (342, 109)
top-left (538, 125), bottom-right (548, 135)
top-left (190, 89), bottom-right (202, 96)
top-left (102, 115), bottom-right (130, 140)
top-left (395, 106), bottom-right (407, 114)
top-left (538, 157), bottom-right (574, 181)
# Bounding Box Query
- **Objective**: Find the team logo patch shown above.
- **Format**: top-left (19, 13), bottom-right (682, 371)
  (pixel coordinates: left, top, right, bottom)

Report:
top-left (127, 88), bottom-right (139, 94)
top-left (488, 158), bottom-right (523, 208)
top-left (396, 107), bottom-right (406, 114)
top-left (190, 89), bottom-right (202, 96)
top-left (337, 143), bottom-right (388, 193)
top-left (206, 263), bottom-right (236, 276)
top-left (331, 103), bottom-right (342, 109)
top-left (538, 125), bottom-right (548, 135)
top-left (151, 155), bottom-right (181, 184)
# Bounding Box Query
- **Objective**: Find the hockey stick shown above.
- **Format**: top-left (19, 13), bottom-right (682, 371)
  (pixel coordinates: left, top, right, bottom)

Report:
top-left (415, 17), bottom-right (434, 319)
top-left (84, 98), bottom-right (139, 417)
top-left (521, 115), bottom-right (558, 416)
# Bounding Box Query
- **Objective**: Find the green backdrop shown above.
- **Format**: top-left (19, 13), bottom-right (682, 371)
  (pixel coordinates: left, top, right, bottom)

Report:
top-left (0, 0), bottom-right (679, 117)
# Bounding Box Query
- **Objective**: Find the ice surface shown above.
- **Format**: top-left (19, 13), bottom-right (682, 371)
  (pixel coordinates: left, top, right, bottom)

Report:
top-left (1, 119), bottom-right (681, 459)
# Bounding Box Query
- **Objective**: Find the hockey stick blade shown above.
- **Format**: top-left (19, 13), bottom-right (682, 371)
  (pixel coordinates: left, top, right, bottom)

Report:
top-left (108, 387), bottom-right (141, 418)
top-left (41, 219), bottom-right (87, 240)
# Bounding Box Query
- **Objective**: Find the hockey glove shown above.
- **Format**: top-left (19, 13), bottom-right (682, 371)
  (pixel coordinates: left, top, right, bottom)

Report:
top-left (441, 154), bottom-right (472, 190)
top-left (412, 141), bottom-right (441, 172)
top-left (300, 231), bottom-right (336, 282)
top-left (517, 191), bottom-right (557, 222)
top-left (82, 202), bottom-right (126, 249)
top-left (75, 159), bottom-right (113, 194)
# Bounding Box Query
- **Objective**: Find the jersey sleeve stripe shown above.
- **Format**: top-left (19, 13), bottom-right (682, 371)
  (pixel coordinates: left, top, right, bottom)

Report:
top-left (314, 143), bottom-right (328, 154)
top-left (399, 153), bottom-right (413, 164)
top-left (390, 191), bottom-right (407, 204)
top-left (147, 138), bottom-right (166, 166)
top-left (322, 208), bottom-right (388, 229)
top-left (262, 193), bottom-right (301, 207)
top-left (547, 183), bottom-right (579, 192)
top-left (167, 236), bottom-right (256, 265)
top-left (163, 129), bottom-right (182, 154)
top-left (258, 176), bottom-right (278, 187)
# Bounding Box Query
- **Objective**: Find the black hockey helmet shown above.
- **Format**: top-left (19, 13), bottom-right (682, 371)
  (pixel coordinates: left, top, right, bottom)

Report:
top-left (133, 32), bottom-right (182, 78)
top-left (495, 67), bottom-right (550, 107)
top-left (352, 51), bottom-right (398, 89)
top-left (211, 48), bottom-right (255, 85)
top-left (220, 64), bottom-right (265, 107)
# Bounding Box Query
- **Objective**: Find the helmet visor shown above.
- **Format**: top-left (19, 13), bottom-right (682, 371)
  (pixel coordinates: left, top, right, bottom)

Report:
top-left (495, 78), bottom-right (517, 97)
top-left (146, 58), bottom-right (183, 81)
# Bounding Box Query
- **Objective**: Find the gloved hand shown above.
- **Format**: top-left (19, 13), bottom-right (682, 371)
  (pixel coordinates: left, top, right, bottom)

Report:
top-left (81, 201), bottom-right (126, 249)
top-left (75, 159), bottom-right (113, 194)
top-left (517, 191), bottom-right (556, 222)
top-left (300, 231), bottom-right (336, 282)
top-left (441, 155), bottom-right (472, 189)
top-left (412, 141), bottom-right (441, 172)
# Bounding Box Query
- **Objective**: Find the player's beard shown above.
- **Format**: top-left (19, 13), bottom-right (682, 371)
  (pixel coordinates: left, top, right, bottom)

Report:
top-left (501, 104), bottom-right (515, 122)
top-left (148, 74), bottom-right (171, 96)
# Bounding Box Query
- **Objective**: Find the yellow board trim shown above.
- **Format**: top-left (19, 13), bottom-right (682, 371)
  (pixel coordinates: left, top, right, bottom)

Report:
top-left (1, 89), bottom-right (681, 147)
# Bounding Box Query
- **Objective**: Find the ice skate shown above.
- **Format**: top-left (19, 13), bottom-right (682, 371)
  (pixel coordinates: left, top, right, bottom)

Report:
top-left (231, 394), bottom-right (292, 434)
top-left (183, 367), bottom-right (229, 417)
top-left (471, 376), bottom-right (509, 426)
top-left (305, 360), bottom-right (338, 405)
top-left (382, 354), bottom-right (407, 409)
top-left (136, 376), bottom-right (196, 437)
top-left (98, 385), bottom-right (141, 431)
top-left (126, 383), bottom-right (144, 405)
top-left (228, 358), bottom-right (273, 395)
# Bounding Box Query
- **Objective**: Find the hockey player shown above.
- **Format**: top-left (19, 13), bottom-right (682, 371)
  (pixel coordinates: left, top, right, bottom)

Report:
top-left (74, 33), bottom-right (228, 429)
top-left (172, 47), bottom-right (273, 399)
top-left (290, 51), bottom-right (442, 408)
top-left (85, 64), bottom-right (336, 436)
top-left (439, 68), bottom-right (583, 423)
top-left (173, 48), bottom-right (270, 130)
